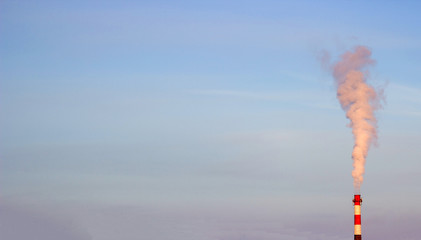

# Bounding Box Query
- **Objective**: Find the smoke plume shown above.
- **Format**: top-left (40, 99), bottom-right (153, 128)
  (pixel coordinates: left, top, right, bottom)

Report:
top-left (331, 46), bottom-right (382, 192)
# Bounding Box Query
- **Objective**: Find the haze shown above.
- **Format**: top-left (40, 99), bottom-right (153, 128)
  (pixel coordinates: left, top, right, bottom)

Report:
top-left (1, 1), bottom-right (420, 239)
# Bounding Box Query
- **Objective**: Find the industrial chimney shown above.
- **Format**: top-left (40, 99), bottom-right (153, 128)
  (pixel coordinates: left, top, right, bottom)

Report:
top-left (353, 194), bottom-right (362, 240)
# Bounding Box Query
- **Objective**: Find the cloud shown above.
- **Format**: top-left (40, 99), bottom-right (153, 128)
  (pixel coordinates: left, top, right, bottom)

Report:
top-left (48, 203), bottom-right (351, 240)
top-left (192, 89), bottom-right (281, 100)
top-left (190, 89), bottom-right (339, 110)
top-left (0, 203), bottom-right (92, 240)
top-left (365, 212), bottom-right (421, 240)
top-left (382, 83), bottom-right (421, 117)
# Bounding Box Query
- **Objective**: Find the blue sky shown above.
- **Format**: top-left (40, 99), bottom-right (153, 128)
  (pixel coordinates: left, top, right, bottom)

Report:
top-left (1, 1), bottom-right (421, 239)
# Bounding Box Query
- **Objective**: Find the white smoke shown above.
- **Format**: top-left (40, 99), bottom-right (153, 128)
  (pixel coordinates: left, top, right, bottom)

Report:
top-left (330, 46), bottom-right (383, 192)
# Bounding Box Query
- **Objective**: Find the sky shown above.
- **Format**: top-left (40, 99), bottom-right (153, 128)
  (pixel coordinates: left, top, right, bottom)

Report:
top-left (1, 0), bottom-right (421, 239)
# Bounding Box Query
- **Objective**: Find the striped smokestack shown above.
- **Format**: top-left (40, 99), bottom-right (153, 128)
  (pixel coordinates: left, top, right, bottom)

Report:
top-left (353, 194), bottom-right (362, 240)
